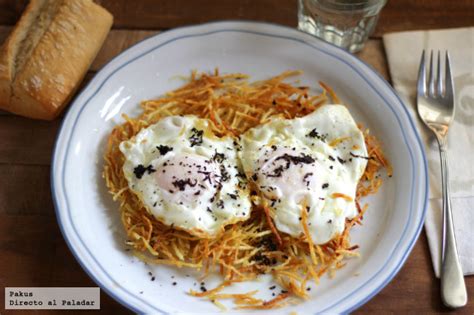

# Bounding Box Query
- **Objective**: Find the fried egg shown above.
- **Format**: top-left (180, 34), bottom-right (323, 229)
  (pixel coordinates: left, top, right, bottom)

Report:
top-left (119, 115), bottom-right (251, 238)
top-left (240, 104), bottom-right (368, 244)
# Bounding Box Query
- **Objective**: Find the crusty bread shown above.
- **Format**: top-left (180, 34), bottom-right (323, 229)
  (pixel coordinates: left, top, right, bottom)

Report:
top-left (0, 0), bottom-right (113, 120)
top-left (0, 0), bottom-right (63, 116)
top-left (0, 0), bottom-right (49, 110)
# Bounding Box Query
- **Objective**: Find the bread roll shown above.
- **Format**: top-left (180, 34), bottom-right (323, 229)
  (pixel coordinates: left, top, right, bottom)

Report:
top-left (0, 0), bottom-right (113, 120)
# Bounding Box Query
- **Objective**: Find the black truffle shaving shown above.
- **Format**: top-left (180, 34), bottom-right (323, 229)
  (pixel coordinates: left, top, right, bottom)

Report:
top-left (270, 199), bottom-right (277, 207)
top-left (197, 170), bottom-right (212, 184)
top-left (219, 165), bottom-right (230, 182)
top-left (227, 193), bottom-right (238, 200)
top-left (267, 165), bottom-right (286, 178)
top-left (303, 172), bottom-right (313, 186)
top-left (133, 164), bottom-right (156, 179)
top-left (212, 151), bottom-right (226, 163)
top-left (172, 178), bottom-right (197, 191)
top-left (306, 128), bottom-right (327, 142)
top-left (267, 153), bottom-right (315, 178)
top-left (276, 153), bottom-right (315, 166)
top-left (350, 152), bottom-right (374, 160)
top-left (156, 145), bottom-right (173, 156)
top-left (189, 128), bottom-right (203, 147)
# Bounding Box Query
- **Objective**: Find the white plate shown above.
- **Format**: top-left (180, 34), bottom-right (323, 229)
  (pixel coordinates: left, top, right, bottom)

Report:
top-left (51, 21), bottom-right (428, 314)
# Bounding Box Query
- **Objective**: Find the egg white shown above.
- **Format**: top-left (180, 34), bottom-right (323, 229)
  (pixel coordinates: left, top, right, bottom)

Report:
top-left (239, 104), bottom-right (368, 244)
top-left (119, 115), bottom-right (251, 238)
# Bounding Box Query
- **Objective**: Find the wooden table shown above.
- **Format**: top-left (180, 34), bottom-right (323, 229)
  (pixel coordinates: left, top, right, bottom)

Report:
top-left (0, 1), bottom-right (472, 314)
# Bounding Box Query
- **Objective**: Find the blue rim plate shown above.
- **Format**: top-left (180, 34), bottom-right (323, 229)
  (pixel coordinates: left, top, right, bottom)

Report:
top-left (51, 21), bottom-right (428, 314)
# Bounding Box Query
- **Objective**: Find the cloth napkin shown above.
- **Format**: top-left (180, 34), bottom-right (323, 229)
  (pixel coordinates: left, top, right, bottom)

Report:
top-left (383, 27), bottom-right (474, 277)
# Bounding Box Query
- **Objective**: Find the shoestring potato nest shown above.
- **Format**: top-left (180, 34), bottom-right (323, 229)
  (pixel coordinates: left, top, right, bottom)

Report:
top-left (103, 70), bottom-right (392, 310)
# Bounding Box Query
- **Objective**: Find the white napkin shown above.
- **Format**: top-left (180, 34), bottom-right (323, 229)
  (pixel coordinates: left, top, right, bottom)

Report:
top-left (383, 27), bottom-right (474, 277)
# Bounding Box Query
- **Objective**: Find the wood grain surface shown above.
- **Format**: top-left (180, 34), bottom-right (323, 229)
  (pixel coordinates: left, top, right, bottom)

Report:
top-left (0, 0), bottom-right (473, 35)
top-left (0, 0), bottom-right (472, 314)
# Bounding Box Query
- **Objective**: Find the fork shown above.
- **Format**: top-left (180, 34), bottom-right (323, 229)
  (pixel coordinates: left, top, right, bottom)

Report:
top-left (417, 50), bottom-right (467, 308)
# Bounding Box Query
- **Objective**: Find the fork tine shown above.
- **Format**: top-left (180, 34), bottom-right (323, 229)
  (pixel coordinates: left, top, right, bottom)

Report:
top-left (428, 50), bottom-right (436, 97)
top-left (417, 50), bottom-right (427, 96)
top-left (445, 51), bottom-right (454, 100)
top-left (437, 51), bottom-right (443, 96)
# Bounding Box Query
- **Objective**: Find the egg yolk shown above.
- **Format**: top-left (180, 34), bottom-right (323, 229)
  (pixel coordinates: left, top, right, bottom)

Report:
top-left (154, 155), bottom-right (222, 206)
top-left (254, 147), bottom-right (324, 204)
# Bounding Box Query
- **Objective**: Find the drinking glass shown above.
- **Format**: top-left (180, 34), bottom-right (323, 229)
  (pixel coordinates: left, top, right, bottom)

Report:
top-left (298, 0), bottom-right (387, 53)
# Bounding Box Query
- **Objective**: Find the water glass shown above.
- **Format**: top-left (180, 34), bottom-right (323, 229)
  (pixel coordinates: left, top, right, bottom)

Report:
top-left (298, 0), bottom-right (387, 53)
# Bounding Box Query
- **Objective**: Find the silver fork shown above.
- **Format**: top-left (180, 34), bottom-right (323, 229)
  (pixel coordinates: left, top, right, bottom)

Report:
top-left (417, 50), bottom-right (467, 308)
